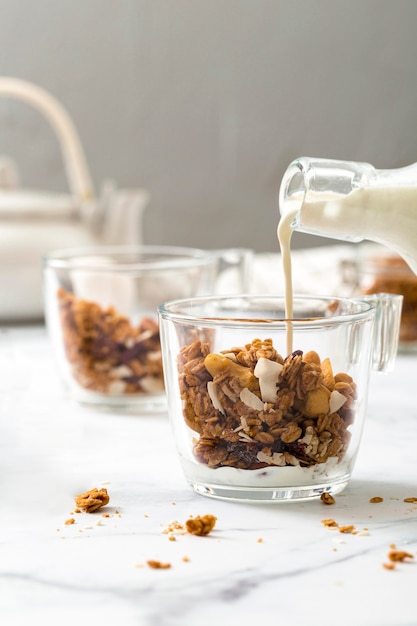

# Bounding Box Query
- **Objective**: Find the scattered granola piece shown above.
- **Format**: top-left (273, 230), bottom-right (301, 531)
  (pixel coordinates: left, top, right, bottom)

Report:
top-left (257, 538), bottom-right (264, 543)
top-left (168, 535), bottom-right (176, 542)
top-left (182, 556), bottom-right (190, 562)
top-left (65, 518), bottom-right (75, 525)
top-left (404, 497), bottom-right (417, 503)
top-left (161, 520), bottom-right (186, 535)
top-left (321, 518), bottom-right (338, 528)
top-left (338, 525), bottom-right (355, 534)
top-left (75, 487), bottom-right (110, 513)
top-left (388, 550), bottom-right (414, 562)
top-left (147, 560), bottom-right (171, 569)
top-left (321, 492), bottom-right (336, 505)
top-left (369, 496), bottom-right (383, 503)
top-left (186, 514), bottom-right (217, 536)
top-left (383, 562), bottom-right (395, 570)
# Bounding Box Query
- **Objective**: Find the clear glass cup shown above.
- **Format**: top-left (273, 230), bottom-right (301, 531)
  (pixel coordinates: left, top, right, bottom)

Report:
top-left (43, 245), bottom-right (252, 413)
top-left (158, 293), bottom-right (402, 502)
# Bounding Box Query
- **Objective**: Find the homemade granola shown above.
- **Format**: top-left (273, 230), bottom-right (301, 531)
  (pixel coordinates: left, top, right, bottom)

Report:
top-left (75, 487), bottom-right (110, 513)
top-left (185, 514), bottom-right (217, 536)
top-left (360, 254), bottom-right (417, 344)
top-left (178, 338), bottom-right (356, 470)
top-left (57, 288), bottom-right (164, 395)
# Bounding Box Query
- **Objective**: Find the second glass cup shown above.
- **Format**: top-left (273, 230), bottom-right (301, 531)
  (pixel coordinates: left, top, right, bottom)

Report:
top-left (43, 245), bottom-right (252, 412)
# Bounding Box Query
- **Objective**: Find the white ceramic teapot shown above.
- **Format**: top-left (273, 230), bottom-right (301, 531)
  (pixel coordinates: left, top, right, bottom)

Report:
top-left (0, 77), bottom-right (150, 320)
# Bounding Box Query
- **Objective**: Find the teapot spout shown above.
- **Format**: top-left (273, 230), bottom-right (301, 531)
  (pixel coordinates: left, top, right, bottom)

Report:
top-left (96, 180), bottom-right (150, 245)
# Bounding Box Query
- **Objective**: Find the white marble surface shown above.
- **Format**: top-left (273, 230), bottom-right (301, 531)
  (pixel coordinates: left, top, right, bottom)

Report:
top-left (1, 324), bottom-right (417, 626)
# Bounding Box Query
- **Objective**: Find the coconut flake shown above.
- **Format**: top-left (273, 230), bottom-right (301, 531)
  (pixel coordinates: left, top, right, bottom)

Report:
top-left (240, 387), bottom-right (265, 411)
top-left (140, 376), bottom-right (164, 393)
top-left (329, 389), bottom-right (347, 414)
top-left (207, 381), bottom-right (225, 414)
top-left (254, 357), bottom-right (283, 403)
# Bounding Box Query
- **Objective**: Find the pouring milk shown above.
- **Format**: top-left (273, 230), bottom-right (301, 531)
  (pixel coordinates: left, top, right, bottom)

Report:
top-left (277, 155), bottom-right (417, 353)
top-left (279, 156), bottom-right (417, 274)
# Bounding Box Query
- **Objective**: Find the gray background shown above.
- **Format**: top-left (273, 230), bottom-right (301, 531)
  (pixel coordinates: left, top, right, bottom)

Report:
top-left (1, 0), bottom-right (417, 252)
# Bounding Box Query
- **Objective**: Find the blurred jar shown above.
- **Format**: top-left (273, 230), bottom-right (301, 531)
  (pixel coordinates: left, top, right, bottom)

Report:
top-left (343, 244), bottom-right (417, 350)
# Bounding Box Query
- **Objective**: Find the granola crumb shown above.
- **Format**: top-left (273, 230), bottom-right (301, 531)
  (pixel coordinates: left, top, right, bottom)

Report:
top-left (369, 496), bottom-right (383, 503)
top-left (168, 535), bottom-right (176, 542)
top-left (383, 562), bottom-right (395, 570)
top-left (65, 518), bottom-right (75, 525)
top-left (147, 560), bottom-right (172, 570)
top-left (321, 492), bottom-right (336, 505)
top-left (338, 525), bottom-right (355, 534)
top-left (257, 537), bottom-right (264, 543)
top-left (75, 487), bottom-right (110, 513)
top-left (185, 514), bottom-right (217, 536)
top-left (182, 556), bottom-right (190, 562)
top-left (161, 520), bottom-right (186, 535)
top-left (321, 518), bottom-right (338, 528)
top-left (404, 497), bottom-right (417, 503)
top-left (388, 549), bottom-right (414, 562)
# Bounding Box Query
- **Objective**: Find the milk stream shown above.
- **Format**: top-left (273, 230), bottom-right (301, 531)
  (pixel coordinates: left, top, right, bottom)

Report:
top-left (277, 209), bottom-right (297, 355)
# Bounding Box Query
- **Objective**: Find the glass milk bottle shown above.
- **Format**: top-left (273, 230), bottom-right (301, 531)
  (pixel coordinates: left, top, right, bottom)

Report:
top-left (278, 157), bottom-right (417, 275)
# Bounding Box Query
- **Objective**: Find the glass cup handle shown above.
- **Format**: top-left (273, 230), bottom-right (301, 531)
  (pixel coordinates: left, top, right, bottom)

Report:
top-left (360, 293), bottom-right (403, 373)
top-left (212, 248), bottom-right (254, 295)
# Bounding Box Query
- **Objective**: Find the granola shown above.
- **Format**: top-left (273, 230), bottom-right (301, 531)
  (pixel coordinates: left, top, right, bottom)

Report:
top-left (75, 487), bottom-right (110, 513)
top-left (185, 514), bottom-right (217, 536)
top-left (360, 254), bottom-right (417, 344)
top-left (57, 288), bottom-right (164, 395)
top-left (178, 339), bottom-right (356, 470)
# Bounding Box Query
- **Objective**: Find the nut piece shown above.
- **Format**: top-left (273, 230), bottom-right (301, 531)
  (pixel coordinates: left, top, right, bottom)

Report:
top-left (75, 487), bottom-right (110, 513)
top-left (320, 492), bottom-right (336, 505)
top-left (185, 514), bottom-right (217, 536)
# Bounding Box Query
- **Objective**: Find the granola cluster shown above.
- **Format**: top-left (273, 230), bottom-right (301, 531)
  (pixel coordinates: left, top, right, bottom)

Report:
top-left (57, 288), bottom-right (164, 395)
top-left (178, 338), bottom-right (356, 470)
top-left (75, 487), bottom-right (110, 513)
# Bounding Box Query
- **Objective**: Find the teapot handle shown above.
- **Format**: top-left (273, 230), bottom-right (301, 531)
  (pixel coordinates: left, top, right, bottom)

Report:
top-left (0, 77), bottom-right (95, 207)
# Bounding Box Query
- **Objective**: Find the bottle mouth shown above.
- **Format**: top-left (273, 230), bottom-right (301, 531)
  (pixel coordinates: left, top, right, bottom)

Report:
top-left (278, 159), bottom-right (308, 218)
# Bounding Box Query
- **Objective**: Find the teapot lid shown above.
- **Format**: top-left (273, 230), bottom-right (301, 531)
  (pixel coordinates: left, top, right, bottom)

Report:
top-left (0, 189), bottom-right (77, 218)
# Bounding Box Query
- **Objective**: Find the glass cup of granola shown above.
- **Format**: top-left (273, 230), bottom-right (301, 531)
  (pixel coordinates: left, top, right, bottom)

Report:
top-left (158, 293), bottom-right (402, 501)
top-left (43, 245), bottom-right (252, 413)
